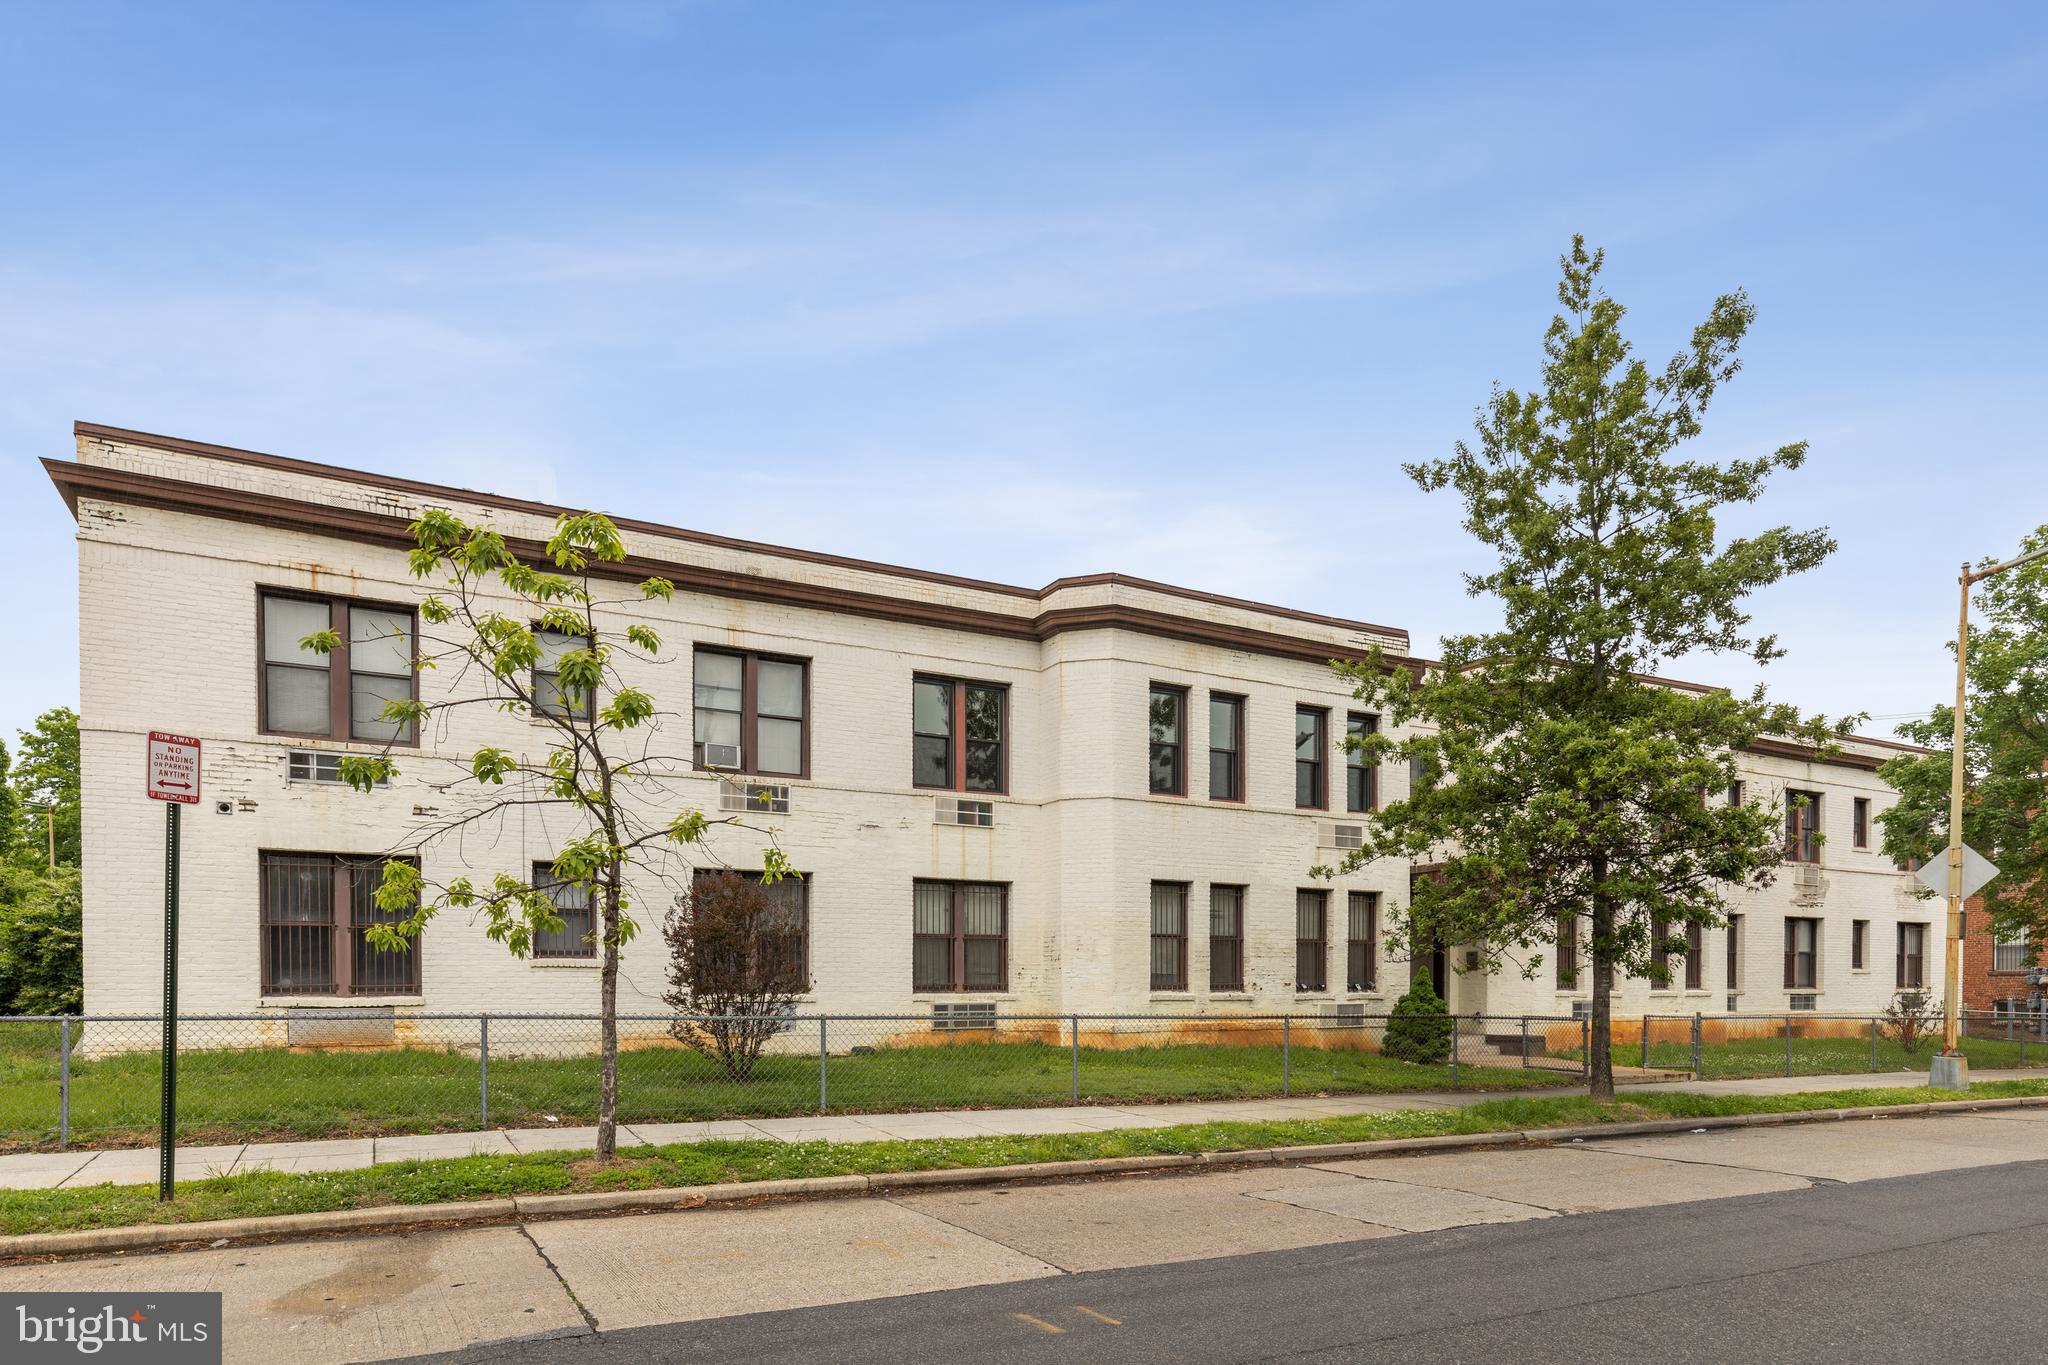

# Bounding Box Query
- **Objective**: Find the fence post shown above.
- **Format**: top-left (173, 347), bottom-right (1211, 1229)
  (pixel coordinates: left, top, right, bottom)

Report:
top-left (1282, 1016), bottom-right (1291, 1097)
top-left (1783, 1015), bottom-right (1792, 1077)
top-left (2007, 1014), bottom-right (2016, 1043)
top-left (1640, 1018), bottom-right (1650, 1071)
top-left (478, 1014), bottom-right (490, 1130)
top-left (1691, 1013), bottom-right (1702, 1077)
top-left (58, 1019), bottom-right (73, 1146)
top-left (1870, 1017), bottom-right (1880, 1071)
top-left (1069, 1016), bottom-right (1080, 1104)
top-left (1581, 1017), bottom-right (1590, 1081)
top-left (1520, 1015), bottom-right (1529, 1069)
top-left (819, 1017), bottom-right (829, 1114)
top-left (1450, 1013), bottom-right (1461, 1088)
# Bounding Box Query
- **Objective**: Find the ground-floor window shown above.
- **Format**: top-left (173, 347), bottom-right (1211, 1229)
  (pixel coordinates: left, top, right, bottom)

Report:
top-left (1896, 922), bottom-right (1927, 989)
top-left (1150, 882), bottom-right (1189, 990)
top-left (1783, 917), bottom-right (1818, 991)
top-left (1209, 886), bottom-right (1244, 991)
top-left (260, 852), bottom-right (420, 997)
top-left (1347, 892), bottom-right (1378, 992)
top-left (1295, 889), bottom-right (1328, 992)
top-left (913, 880), bottom-right (1007, 992)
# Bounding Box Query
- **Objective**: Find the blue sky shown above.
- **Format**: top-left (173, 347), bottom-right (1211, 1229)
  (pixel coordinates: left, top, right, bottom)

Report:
top-left (3, 1), bottom-right (2044, 744)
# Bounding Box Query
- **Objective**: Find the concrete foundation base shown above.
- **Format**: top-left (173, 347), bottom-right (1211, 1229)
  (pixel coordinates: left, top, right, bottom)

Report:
top-left (1929, 1052), bottom-right (1970, 1090)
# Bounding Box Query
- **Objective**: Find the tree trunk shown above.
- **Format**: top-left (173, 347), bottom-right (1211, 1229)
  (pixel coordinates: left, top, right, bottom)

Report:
top-left (1589, 883), bottom-right (1615, 1101)
top-left (596, 874), bottom-right (622, 1160)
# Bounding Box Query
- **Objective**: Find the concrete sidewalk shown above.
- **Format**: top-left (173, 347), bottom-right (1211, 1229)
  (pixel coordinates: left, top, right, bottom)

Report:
top-left (3, 1067), bottom-right (2031, 1191)
top-left (7, 1102), bottom-right (2047, 1365)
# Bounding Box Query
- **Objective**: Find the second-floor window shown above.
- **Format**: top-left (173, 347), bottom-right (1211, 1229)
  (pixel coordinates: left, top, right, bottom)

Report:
top-left (1785, 790), bottom-right (1822, 863)
top-left (1295, 707), bottom-right (1327, 809)
top-left (533, 629), bottom-right (594, 721)
top-left (1149, 685), bottom-right (1187, 795)
top-left (1852, 797), bottom-right (1871, 849)
top-left (260, 593), bottom-right (417, 744)
top-left (1345, 714), bottom-right (1377, 813)
top-left (912, 677), bottom-right (1006, 793)
top-left (1208, 694), bottom-right (1244, 801)
top-left (693, 648), bottom-right (807, 776)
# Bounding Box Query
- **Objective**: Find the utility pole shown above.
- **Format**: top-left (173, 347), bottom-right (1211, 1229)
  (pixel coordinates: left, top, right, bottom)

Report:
top-left (1935, 544), bottom-right (2048, 1087)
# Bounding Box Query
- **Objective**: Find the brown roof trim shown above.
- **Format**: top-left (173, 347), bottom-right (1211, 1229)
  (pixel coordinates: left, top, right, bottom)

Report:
top-left (71, 421), bottom-right (1408, 645)
top-left (47, 458), bottom-right (1408, 671)
top-left (1744, 737), bottom-right (1887, 772)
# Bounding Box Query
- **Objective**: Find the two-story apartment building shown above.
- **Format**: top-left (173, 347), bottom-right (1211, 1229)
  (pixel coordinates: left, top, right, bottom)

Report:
top-left (47, 422), bottom-right (1934, 1025)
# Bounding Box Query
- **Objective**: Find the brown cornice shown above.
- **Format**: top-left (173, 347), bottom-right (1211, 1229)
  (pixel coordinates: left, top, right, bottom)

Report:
top-left (69, 421), bottom-right (1408, 646)
top-left (47, 458), bottom-right (1401, 670)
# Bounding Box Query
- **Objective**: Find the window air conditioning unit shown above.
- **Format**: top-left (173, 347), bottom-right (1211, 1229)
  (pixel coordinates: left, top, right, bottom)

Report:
top-left (934, 797), bottom-right (994, 828)
top-left (1318, 821), bottom-right (1365, 851)
top-left (1789, 993), bottom-right (1818, 1012)
top-left (698, 742), bottom-right (743, 771)
top-left (1790, 864), bottom-right (1826, 907)
top-left (719, 781), bottom-right (791, 815)
top-left (931, 1002), bottom-right (998, 1030)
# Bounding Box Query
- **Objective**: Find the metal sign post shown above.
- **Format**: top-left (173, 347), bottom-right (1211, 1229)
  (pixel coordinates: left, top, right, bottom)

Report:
top-left (147, 732), bottom-right (201, 1202)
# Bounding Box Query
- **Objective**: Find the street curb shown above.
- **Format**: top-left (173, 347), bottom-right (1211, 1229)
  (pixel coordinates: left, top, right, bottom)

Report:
top-left (6, 1093), bottom-right (2045, 1260)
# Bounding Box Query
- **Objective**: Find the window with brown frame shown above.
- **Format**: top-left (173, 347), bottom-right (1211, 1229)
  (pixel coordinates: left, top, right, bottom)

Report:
top-left (260, 593), bottom-right (417, 744)
top-left (1727, 780), bottom-right (1745, 807)
top-left (1852, 797), bottom-right (1871, 849)
top-left (1851, 919), bottom-right (1869, 970)
top-left (690, 868), bottom-right (810, 989)
top-left (912, 880), bottom-right (1006, 992)
top-left (1651, 916), bottom-right (1672, 988)
top-left (1684, 921), bottom-right (1703, 990)
top-left (1726, 914), bottom-right (1742, 991)
top-left (533, 630), bottom-right (595, 721)
top-left (1149, 882), bottom-right (1189, 991)
top-left (1208, 694), bottom-right (1245, 801)
top-left (1347, 891), bottom-right (1378, 992)
top-left (1897, 922), bottom-right (1927, 989)
top-left (1784, 790), bottom-right (1822, 863)
top-left (1295, 889), bottom-right (1328, 992)
top-left (533, 862), bottom-right (595, 959)
top-left (1345, 714), bottom-right (1377, 813)
top-left (1148, 685), bottom-right (1187, 795)
top-left (1295, 707), bottom-right (1328, 809)
top-left (1556, 911), bottom-right (1579, 989)
top-left (693, 648), bottom-right (807, 776)
top-left (1784, 916), bottom-right (1819, 990)
top-left (260, 852), bottom-right (420, 997)
top-left (1209, 886), bottom-right (1244, 991)
top-left (912, 676), bottom-right (1006, 793)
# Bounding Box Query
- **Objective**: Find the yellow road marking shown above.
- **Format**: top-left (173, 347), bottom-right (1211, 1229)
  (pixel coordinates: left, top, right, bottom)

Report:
top-left (1073, 1305), bottom-right (1123, 1326)
top-left (1011, 1313), bottom-right (1066, 1335)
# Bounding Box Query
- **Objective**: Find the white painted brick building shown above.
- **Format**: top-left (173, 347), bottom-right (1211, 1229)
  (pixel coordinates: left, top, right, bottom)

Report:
top-left (48, 423), bottom-right (1935, 1024)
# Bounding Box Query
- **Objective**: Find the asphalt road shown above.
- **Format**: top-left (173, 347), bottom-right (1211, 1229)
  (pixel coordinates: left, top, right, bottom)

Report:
top-left (406, 1158), bottom-right (2048, 1365)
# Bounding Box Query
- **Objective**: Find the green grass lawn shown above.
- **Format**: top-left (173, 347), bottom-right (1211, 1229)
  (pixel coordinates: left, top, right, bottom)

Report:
top-left (0, 1030), bottom-right (1573, 1152)
top-left (5, 1079), bottom-right (2042, 1239)
top-left (1611, 1027), bottom-right (2047, 1078)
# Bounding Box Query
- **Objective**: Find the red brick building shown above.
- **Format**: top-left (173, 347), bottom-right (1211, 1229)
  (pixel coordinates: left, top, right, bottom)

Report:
top-left (1962, 891), bottom-right (2041, 1015)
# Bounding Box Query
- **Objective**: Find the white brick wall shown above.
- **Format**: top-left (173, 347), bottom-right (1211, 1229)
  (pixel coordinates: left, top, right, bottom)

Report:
top-left (65, 429), bottom-right (1929, 1024)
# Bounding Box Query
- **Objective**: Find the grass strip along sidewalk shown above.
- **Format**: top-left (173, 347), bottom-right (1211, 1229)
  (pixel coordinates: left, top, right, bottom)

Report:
top-left (7, 1080), bottom-right (2046, 1239)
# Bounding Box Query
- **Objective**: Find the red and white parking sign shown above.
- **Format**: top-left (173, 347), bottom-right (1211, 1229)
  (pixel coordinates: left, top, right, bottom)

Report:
top-left (146, 731), bottom-right (202, 803)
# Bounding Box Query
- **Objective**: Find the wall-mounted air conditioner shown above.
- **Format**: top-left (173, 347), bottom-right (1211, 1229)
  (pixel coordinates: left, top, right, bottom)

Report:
top-left (1317, 821), bottom-right (1365, 851)
top-left (697, 742), bottom-right (743, 771)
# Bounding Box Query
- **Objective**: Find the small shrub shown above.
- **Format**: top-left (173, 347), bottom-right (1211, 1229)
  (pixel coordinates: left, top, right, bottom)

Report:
top-left (1383, 976), bottom-right (1453, 1064)
top-left (1883, 988), bottom-right (1942, 1056)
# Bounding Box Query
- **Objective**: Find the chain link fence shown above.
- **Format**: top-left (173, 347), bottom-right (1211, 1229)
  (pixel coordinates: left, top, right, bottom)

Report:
top-left (1610, 1010), bottom-right (2048, 1080)
top-left (0, 1011), bottom-right (1588, 1152)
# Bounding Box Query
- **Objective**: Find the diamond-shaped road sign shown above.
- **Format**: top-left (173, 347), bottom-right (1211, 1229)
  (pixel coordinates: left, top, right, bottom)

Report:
top-left (1915, 844), bottom-right (1999, 901)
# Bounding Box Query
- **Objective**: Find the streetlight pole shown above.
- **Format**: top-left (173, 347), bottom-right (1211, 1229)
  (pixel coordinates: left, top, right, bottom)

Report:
top-left (1937, 544), bottom-right (2048, 1083)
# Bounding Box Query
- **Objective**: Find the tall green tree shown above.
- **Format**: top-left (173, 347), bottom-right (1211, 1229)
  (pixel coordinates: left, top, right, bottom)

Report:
top-left (1879, 525), bottom-right (2048, 941)
top-left (1330, 238), bottom-right (1841, 1098)
top-left (315, 508), bottom-right (785, 1159)
top-left (10, 708), bottom-right (81, 867)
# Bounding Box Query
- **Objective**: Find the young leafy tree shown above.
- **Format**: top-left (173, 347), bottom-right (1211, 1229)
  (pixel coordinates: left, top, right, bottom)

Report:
top-left (1879, 525), bottom-right (2048, 942)
top-left (312, 508), bottom-right (786, 1159)
top-left (1328, 238), bottom-right (1842, 1098)
top-left (10, 709), bottom-right (81, 867)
